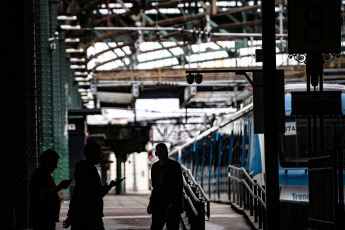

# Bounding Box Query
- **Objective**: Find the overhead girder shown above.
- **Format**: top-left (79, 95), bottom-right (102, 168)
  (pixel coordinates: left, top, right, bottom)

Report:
top-left (57, 0), bottom-right (290, 109)
top-left (61, 2), bottom-right (263, 45)
top-left (60, 1), bottom-right (268, 71)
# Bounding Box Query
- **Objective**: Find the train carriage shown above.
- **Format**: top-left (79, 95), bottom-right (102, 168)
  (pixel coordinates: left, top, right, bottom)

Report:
top-left (168, 83), bottom-right (345, 203)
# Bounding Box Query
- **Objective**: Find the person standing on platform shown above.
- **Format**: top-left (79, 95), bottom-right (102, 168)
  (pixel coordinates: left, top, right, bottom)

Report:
top-left (63, 141), bottom-right (124, 230)
top-left (147, 143), bottom-right (183, 230)
top-left (29, 149), bottom-right (71, 230)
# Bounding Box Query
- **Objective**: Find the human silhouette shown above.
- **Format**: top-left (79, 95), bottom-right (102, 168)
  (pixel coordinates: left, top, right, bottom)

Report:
top-left (29, 149), bottom-right (71, 230)
top-left (147, 143), bottom-right (183, 230)
top-left (63, 141), bottom-right (124, 230)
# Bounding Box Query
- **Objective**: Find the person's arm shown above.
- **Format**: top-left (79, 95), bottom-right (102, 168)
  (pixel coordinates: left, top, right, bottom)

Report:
top-left (36, 177), bottom-right (70, 200)
top-left (100, 178), bottom-right (125, 197)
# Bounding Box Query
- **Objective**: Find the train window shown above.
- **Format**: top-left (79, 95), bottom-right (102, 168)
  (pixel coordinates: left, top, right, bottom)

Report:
top-left (278, 125), bottom-right (308, 168)
top-left (196, 148), bottom-right (203, 177)
top-left (243, 124), bottom-right (250, 167)
top-left (212, 141), bottom-right (218, 173)
top-left (203, 145), bottom-right (210, 172)
top-left (232, 131), bottom-right (243, 167)
top-left (221, 136), bottom-right (230, 167)
top-left (279, 117), bottom-right (345, 168)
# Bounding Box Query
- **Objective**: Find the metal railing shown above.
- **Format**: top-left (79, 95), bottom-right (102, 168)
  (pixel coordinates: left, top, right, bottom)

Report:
top-left (181, 164), bottom-right (210, 230)
top-left (228, 165), bottom-right (267, 230)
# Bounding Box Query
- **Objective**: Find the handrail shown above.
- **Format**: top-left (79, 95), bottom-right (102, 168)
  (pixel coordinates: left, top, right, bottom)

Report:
top-left (228, 165), bottom-right (266, 197)
top-left (180, 163), bottom-right (210, 230)
top-left (181, 164), bottom-right (209, 202)
top-left (228, 164), bottom-right (267, 229)
top-left (182, 175), bottom-right (200, 202)
top-left (183, 189), bottom-right (199, 216)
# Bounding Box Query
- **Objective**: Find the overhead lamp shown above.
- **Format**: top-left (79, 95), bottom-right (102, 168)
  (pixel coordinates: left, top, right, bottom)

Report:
top-left (70, 58), bottom-right (86, 62)
top-left (194, 73), bottom-right (203, 84)
top-left (57, 15), bottom-right (77, 20)
top-left (65, 48), bottom-right (84, 53)
top-left (186, 72), bottom-right (203, 84)
top-left (65, 38), bottom-right (80, 43)
top-left (75, 71), bottom-right (88, 76)
top-left (60, 25), bottom-right (81, 30)
top-left (70, 65), bottom-right (86, 69)
top-left (186, 72), bottom-right (194, 84)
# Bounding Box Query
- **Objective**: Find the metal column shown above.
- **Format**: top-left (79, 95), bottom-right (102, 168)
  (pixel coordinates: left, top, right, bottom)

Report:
top-left (262, 0), bottom-right (280, 229)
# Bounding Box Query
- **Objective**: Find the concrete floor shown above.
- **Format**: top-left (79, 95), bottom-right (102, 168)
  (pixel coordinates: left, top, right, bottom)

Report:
top-left (57, 194), bottom-right (253, 230)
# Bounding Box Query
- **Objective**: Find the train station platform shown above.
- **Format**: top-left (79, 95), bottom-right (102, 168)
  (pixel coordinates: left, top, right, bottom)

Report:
top-left (57, 193), bottom-right (253, 230)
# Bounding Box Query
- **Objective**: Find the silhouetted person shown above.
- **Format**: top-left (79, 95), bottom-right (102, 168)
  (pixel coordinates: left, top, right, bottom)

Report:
top-left (29, 149), bottom-right (71, 230)
top-left (63, 141), bottom-right (124, 230)
top-left (147, 143), bottom-right (183, 230)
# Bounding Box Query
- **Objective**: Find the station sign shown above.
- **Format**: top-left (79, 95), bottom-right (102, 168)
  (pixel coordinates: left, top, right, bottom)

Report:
top-left (288, 0), bottom-right (341, 53)
top-left (291, 91), bottom-right (342, 115)
top-left (285, 122), bottom-right (296, 136)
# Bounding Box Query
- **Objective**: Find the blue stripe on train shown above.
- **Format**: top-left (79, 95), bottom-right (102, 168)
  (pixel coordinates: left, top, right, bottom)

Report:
top-left (279, 168), bottom-right (308, 186)
top-left (249, 134), bottom-right (262, 178)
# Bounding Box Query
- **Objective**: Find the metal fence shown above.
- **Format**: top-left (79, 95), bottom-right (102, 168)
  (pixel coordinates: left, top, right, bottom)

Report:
top-left (181, 165), bottom-right (210, 230)
top-left (228, 165), bottom-right (267, 229)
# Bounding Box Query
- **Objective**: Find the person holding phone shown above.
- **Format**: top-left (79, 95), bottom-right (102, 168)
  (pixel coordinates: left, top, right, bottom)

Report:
top-left (63, 142), bottom-right (124, 230)
top-left (29, 149), bottom-right (71, 230)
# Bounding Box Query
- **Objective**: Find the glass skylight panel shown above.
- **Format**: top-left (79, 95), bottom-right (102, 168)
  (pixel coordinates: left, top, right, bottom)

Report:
top-left (137, 54), bottom-right (148, 62)
top-left (94, 43), bottom-right (109, 52)
top-left (98, 62), bottom-right (119, 70)
top-left (161, 41), bottom-right (176, 47)
top-left (87, 49), bottom-right (96, 57)
top-left (114, 48), bottom-right (125, 56)
top-left (153, 42), bottom-right (163, 49)
top-left (239, 48), bottom-right (251, 56)
top-left (217, 41), bottom-right (236, 48)
top-left (139, 42), bottom-right (157, 51)
top-left (156, 50), bottom-right (171, 58)
top-left (216, 1), bottom-right (237, 7)
top-left (99, 9), bottom-right (108, 14)
top-left (107, 3), bottom-right (124, 8)
top-left (191, 43), bottom-right (207, 53)
top-left (169, 58), bottom-right (179, 66)
top-left (122, 46), bottom-right (131, 55)
top-left (156, 8), bottom-right (180, 14)
top-left (145, 9), bottom-right (156, 14)
top-left (170, 47), bottom-right (183, 56)
top-left (87, 60), bottom-right (96, 70)
top-left (101, 51), bottom-right (117, 60)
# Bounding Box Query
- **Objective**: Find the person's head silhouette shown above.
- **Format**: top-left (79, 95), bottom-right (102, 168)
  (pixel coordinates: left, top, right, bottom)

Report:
top-left (155, 143), bottom-right (168, 165)
top-left (84, 141), bottom-right (103, 165)
top-left (39, 149), bottom-right (60, 174)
